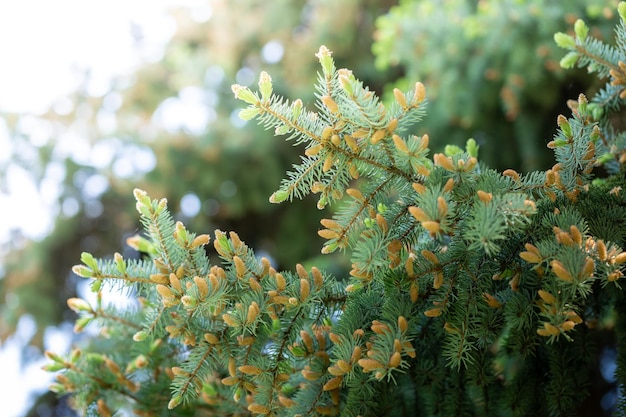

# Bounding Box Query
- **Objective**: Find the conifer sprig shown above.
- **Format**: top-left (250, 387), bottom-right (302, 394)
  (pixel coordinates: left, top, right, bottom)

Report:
top-left (47, 4), bottom-right (626, 416)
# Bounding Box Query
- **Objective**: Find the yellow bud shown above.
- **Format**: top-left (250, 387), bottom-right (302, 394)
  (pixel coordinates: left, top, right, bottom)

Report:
top-left (424, 308), bottom-right (442, 317)
top-left (581, 257), bottom-right (595, 278)
top-left (204, 333), bottom-right (220, 344)
top-left (433, 271), bottom-right (444, 289)
top-left (156, 284), bottom-right (175, 299)
top-left (346, 188), bottom-right (364, 201)
top-left (482, 293), bottom-right (502, 308)
top-left (388, 351), bottom-right (402, 368)
top-left (561, 320), bottom-right (576, 331)
top-left (223, 314), bottom-right (240, 328)
top-left (278, 396), bottom-right (296, 408)
top-left (538, 289), bottom-right (556, 305)
top-left (569, 225), bottom-right (583, 245)
top-left (190, 234), bottom-right (210, 249)
top-left (503, 169), bottom-right (520, 181)
top-left (433, 153), bottom-right (455, 171)
top-left (520, 251), bottom-right (542, 264)
top-left (193, 276), bottom-right (209, 299)
top-left (393, 88), bottom-right (407, 108)
top-left (410, 281), bottom-right (419, 302)
top-left (323, 376), bottom-right (343, 391)
top-left (371, 320), bottom-right (390, 335)
top-left (150, 273), bottom-right (169, 285)
top-left (345, 135), bottom-right (359, 152)
top-left (550, 260), bottom-right (574, 282)
top-left (247, 403), bottom-right (270, 415)
top-left (371, 129), bottom-right (386, 144)
top-left (597, 240), bottom-right (608, 261)
top-left (419, 251), bottom-right (439, 267)
top-left (239, 365), bottom-right (263, 376)
top-left (477, 190), bottom-right (493, 203)
top-left (301, 367), bottom-right (321, 381)
top-left (300, 278), bottom-right (310, 302)
top-left (409, 206), bottom-right (429, 222)
top-left (246, 302), bottom-right (260, 325)
top-left (233, 256), bottom-right (246, 278)
top-left (97, 399), bottom-right (113, 417)
top-left (321, 95), bottom-right (339, 114)
top-left (412, 182), bottom-right (426, 194)
top-left (393, 134), bottom-right (409, 153)
top-left (443, 178), bottom-right (455, 193)
top-left (275, 272), bottom-right (286, 292)
top-left (169, 273), bottom-right (182, 292)
top-left (421, 221), bottom-right (441, 234)
top-left (300, 330), bottom-right (314, 353)
top-left (413, 82), bottom-right (426, 105)
top-left (398, 316), bottom-right (408, 333)
top-left (305, 143), bottom-right (324, 156)
top-left (358, 358), bottom-right (384, 372)
top-left (543, 322), bottom-right (561, 336)
top-left (336, 359), bottom-right (352, 373)
top-left (322, 155), bottom-right (334, 172)
top-left (311, 267), bottom-right (324, 290)
top-left (613, 252), bottom-right (626, 265)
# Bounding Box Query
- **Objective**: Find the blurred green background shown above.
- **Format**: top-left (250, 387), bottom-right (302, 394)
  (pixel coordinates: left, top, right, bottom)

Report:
top-left (0, 0), bottom-right (620, 415)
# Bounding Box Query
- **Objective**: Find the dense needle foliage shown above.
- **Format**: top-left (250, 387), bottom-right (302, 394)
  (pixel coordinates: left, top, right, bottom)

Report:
top-left (46, 5), bottom-right (626, 417)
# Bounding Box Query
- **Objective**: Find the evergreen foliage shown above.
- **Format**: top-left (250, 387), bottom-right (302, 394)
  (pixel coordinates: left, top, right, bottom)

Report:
top-left (46, 4), bottom-right (626, 416)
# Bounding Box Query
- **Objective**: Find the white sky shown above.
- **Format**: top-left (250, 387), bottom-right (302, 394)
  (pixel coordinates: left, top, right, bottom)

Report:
top-left (0, 1), bottom-right (210, 416)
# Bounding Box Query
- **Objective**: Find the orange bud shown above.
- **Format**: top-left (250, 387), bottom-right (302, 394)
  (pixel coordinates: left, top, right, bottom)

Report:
top-left (358, 358), bottom-right (384, 372)
top-left (275, 273), bottom-right (286, 292)
top-left (520, 251), bottom-right (542, 264)
top-left (443, 178), bottom-right (455, 193)
top-left (581, 257), bottom-right (595, 278)
top-left (433, 271), bottom-right (444, 289)
top-left (503, 169), bottom-right (520, 181)
top-left (538, 289), bottom-right (556, 305)
top-left (346, 188), bottom-right (364, 201)
top-left (433, 153), bottom-right (454, 171)
top-left (597, 240), bottom-right (608, 261)
top-left (278, 396), bottom-right (297, 408)
top-left (393, 88), bottom-right (407, 108)
top-left (412, 182), bottom-right (426, 194)
top-left (398, 316), bottom-right (408, 333)
top-left (408, 206), bottom-right (429, 222)
top-left (246, 302), bottom-right (260, 325)
top-left (321, 95), bottom-right (339, 114)
top-left (413, 82), bottom-right (426, 104)
top-left (482, 293), bottom-right (502, 308)
top-left (323, 376), bottom-right (343, 391)
top-left (300, 278), bottom-right (310, 302)
top-left (421, 221), bottom-right (441, 234)
top-left (477, 190), bottom-right (493, 203)
top-left (421, 249), bottom-right (439, 264)
top-left (247, 403), bottom-right (271, 415)
top-left (569, 225), bottom-right (583, 245)
top-left (371, 129), bottom-right (386, 144)
top-left (388, 351), bottom-right (402, 368)
top-left (233, 256), bottom-right (246, 278)
top-left (344, 135), bottom-right (359, 152)
top-left (228, 357), bottom-right (237, 377)
top-left (550, 260), bottom-right (574, 282)
top-left (393, 134), bottom-right (409, 153)
top-left (614, 252), bottom-right (626, 265)
top-left (424, 308), bottom-right (442, 317)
